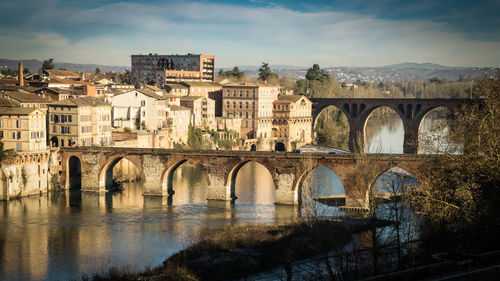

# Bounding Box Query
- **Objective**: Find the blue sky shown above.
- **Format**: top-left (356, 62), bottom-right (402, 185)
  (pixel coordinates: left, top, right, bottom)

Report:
top-left (0, 0), bottom-right (499, 67)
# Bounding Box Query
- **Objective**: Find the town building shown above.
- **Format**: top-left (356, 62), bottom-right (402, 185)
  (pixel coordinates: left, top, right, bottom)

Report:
top-left (48, 97), bottom-right (111, 147)
top-left (131, 53), bottom-right (215, 86)
top-left (0, 106), bottom-right (47, 152)
top-left (272, 95), bottom-right (312, 150)
top-left (179, 96), bottom-right (216, 131)
top-left (222, 82), bottom-right (279, 139)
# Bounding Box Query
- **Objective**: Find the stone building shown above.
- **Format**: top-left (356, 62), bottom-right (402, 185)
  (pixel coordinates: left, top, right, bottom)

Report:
top-left (179, 96), bottom-right (216, 131)
top-left (0, 106), bottom-right (47, 152)
top-left (272, 95), bottom-right (312, 150)
top-left (48, 97), bottom-right (111, 147)
top-left (222, 82), bottom-right (279, 139)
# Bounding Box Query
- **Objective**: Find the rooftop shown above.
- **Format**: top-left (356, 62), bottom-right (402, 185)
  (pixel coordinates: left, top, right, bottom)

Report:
top-left (0, 106), bottom-right (44, 115)
top-left (49, 96), bottom-right (109, 107)
top-left (0, 91), bottom-right (50, 103)
top-left (181, 81), bottom-right (221, 87)
top-left (0, 97), bottom-right (20, 107)
top-left (277, 94), bottom-right (310, 103)
top-left (169, 104), bottom-right (191, 111)
top-left (43, 69), bottom-right (80, 78)
top-left (222, 82), bottom-right (279, 88)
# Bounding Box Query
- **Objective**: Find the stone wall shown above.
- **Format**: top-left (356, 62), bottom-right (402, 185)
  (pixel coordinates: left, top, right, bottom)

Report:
top-left (0, 150), bottom-right (55, 200)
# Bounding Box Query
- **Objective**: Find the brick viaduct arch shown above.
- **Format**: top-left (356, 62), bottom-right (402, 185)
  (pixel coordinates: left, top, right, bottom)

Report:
top-left (311, 98), bottom-right (477, 153)
top-left (60, 148), bottom-right (429, 209)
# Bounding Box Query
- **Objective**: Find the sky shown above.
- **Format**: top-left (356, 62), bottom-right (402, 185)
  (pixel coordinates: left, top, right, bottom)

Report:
top-left (0, 0), bottom-right (499, 68)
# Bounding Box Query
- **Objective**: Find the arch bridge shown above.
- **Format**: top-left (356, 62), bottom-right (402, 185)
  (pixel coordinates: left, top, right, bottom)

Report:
top-left (310, 98), bottom-right (479, 153)
top-left (60, 147), bottom-right (433, 208)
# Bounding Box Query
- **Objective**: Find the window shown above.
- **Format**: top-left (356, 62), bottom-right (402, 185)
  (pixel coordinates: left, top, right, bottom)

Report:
top-left (239, 90), bottom-right (242, 97)
top-left (53, 126), bottom-right (57, 133)
top-left (239, 102), bottom-right (242, 109)
top-left (239, 112), bottom-right (242, 118)
top-left (16, 143), bottom-right (21, 151)
top-left (245, 102), bottom-right (249, 109)
top-left (17, 132), bottom-right (21, 139)
top-left (12, 132), bottom-right (15, 139)
top-left (16, 120), bottom-right (21, 128)
top-left (0, 120), bottom-right (2, 127)
top-left (0, 131), bottom-right (3, 138)
top-left (226, 101), bottom-right (230, 108)
top-left (141, 100), bottom-right (146, 106)
top-left (246, 112), bottom-right (248, 118)
top-left (68, 115), bottom-right (72, 122)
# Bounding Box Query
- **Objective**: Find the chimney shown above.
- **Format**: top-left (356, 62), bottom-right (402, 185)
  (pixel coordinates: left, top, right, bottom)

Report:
top-left (18, 62), bottom-right (24, 87)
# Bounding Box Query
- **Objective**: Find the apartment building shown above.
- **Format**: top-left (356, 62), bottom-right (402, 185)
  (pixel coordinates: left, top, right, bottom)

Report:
top-left (179, 96), bottom-right (216, 130)
top-left (272, 95), bottom-right (312, 145)
top-left (0, 106), bottom-right (47, 152)
top-left (48, 97), bottom-right (111, 147)
top-left (222, 82), bottom-right (279, 139)
top-left (131, 53), bottom-right (215, 86)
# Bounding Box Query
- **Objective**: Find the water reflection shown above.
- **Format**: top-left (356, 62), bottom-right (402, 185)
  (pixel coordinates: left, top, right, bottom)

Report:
top-left (300, 166), bottom-right (345, 218)
top-left (0, 164), bottom-right (297, 281)
top-left (365, 108), bottom-right (404, 153)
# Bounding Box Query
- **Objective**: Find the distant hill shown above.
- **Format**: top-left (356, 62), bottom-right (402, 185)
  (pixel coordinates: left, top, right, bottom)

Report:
top-left (384, 62), bottom-right (451, 69)
top-left (0, 58), bottom-right (128, 73)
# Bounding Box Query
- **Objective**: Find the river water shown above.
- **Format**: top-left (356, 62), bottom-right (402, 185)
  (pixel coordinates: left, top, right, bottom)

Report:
top-left (0, 111), bottom-right (449, 280)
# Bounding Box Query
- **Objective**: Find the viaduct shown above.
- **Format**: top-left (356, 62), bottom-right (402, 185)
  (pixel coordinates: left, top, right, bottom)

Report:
top-left (310, 98), bottom-right (476, 153)
top-left (60, 147), bottom-right (429, 208)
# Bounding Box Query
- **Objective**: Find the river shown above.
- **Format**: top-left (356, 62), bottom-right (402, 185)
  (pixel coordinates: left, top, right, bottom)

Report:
top-left (0, 111), bottom-right (450, 280)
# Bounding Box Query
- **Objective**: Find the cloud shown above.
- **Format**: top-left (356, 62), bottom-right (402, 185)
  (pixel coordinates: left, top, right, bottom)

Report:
top-left (0, 0), bottom-right (498, 67)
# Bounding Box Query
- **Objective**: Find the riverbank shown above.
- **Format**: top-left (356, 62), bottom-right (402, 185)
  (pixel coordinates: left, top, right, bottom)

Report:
top-left (81, 219), bottom-right (374, 281)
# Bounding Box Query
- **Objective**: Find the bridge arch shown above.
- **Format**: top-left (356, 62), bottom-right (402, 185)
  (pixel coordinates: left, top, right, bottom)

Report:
top-left (363, 106), bottom-right (405, 153)
top-left (99, 155), bottom-right (144, 190)
top-left (161, 159), bottom-right (209, 197)
top-left (66, 155), bottom-right (82, 190)
top-left (227, 160), bottom-right (275, 202)
top-left (313, 105), bottom-right (350, 149)
top-left (418, 106), bottom-right (455, 154)
top-left (295, 165), bottom-right (346, 216)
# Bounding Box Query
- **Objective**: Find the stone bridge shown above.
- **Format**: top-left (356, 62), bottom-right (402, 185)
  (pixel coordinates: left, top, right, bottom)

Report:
top-left (310, 98), bottom-right (479, 153)
top-left (59, 147), bottom-right (433, 208)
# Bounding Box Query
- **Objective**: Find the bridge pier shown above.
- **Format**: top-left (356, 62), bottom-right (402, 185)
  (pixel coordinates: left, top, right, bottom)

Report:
top-left (274, 173), bottom-right (299, 205)
top-left (206, 173), bottom-right (232, 201)
top-left (142, 155), bottom-right (166, 196)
